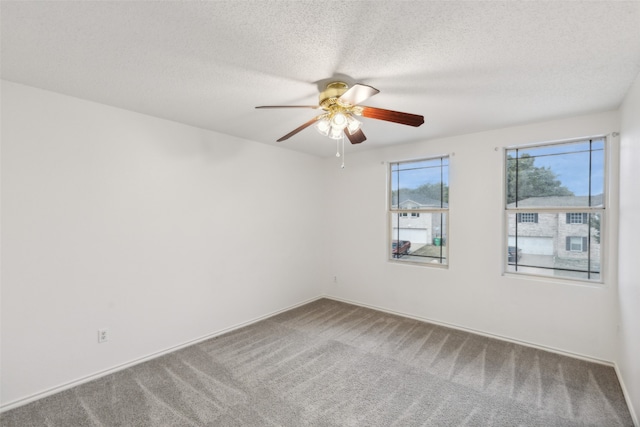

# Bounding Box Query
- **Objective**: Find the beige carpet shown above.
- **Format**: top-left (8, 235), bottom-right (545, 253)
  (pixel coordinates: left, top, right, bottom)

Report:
top-left (1, 298), bottom-right (634, 426)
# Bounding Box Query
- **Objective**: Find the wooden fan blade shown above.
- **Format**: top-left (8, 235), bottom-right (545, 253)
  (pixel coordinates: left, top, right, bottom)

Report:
top-left (338, 84), bottom-right (379, 106)
top-left (360, 106), bottom-right (424, 127)
top-left (345, 128), bottom-right (366, 144)
top-left (256, 105), bottom-right (320, 109)
top-left (276, 117), bottom-right (319, 142)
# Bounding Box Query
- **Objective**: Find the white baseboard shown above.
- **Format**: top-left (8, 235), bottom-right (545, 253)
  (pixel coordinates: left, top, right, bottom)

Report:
top-left (323, 295), bottom-right (614, 367)
top-left (0, 295), bottom-right (323, 413)
top-left (614, 363), bottom-right (639, 427)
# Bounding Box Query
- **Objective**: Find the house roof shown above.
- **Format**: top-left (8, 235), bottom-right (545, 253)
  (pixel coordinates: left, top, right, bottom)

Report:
top-left (508, 194), bottom-right (604, 208)
top-left (2, 2), bottom-right (639, 158)
top-left (394, 195), bottom-right (449, 208)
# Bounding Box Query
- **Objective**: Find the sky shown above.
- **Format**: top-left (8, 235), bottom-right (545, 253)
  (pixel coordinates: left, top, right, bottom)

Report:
top-left (391, 138), bottom-right (605, 198)
top-left (509, 138), bottom-right (605, 197)
top-left (391, 157), bottom-right (449, 191)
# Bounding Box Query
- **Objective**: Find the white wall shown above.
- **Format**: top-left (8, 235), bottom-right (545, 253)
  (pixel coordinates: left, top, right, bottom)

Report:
top-left (0, 81), bottom-right (325, 408)
top-left (324, 111), bottom-right (621, 363)
top-left (618, 71), bottom-right (640, 425)
top-left (2, 79), bottom-right (634, 418)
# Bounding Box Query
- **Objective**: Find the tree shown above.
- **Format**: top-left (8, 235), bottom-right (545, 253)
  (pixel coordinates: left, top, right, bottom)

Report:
top-left (412, 182), bottom-right (449, 204)
top-left (506, 154), bottom-right (573, 204)
top-left (392, 182), bottom-right (448, 206)
top-left (590, 214), bottom-right (601, 244)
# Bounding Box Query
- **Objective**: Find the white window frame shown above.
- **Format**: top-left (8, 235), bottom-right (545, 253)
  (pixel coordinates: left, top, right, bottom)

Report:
top-left (388, 155), bottom-right (449, 267)
top-left (503, 136), bottom-right (606, 283)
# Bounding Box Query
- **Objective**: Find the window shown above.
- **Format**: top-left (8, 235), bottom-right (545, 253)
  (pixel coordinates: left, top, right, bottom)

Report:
top-left (517, 213), bottom-right (538, 223)
top-left (505, 137), bottom-right (605, 281)
top-left (567, 236), bottom-right (587, 252)
top-left (389, 156), bottom-right (449, 265)
top-left (567, 213), bottom-right (588, 224)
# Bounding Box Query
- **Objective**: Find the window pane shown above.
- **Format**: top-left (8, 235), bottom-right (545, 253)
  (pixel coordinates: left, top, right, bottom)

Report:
top-left (390, 212), bottom-right (447, 265)
top-left (391, 158), bottom-right (448, 208)
top-left (506, 139), bottom-right (604, 208)
top-left (506, 212), bottom-right (600, 280)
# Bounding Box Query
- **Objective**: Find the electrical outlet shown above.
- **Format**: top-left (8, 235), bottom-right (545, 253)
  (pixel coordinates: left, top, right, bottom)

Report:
top-left (98, 328), bottom-right (109, 343)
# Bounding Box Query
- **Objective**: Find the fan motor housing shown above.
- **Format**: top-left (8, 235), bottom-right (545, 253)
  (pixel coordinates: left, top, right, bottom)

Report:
top-left (319, 81), bottom-right (349, 108)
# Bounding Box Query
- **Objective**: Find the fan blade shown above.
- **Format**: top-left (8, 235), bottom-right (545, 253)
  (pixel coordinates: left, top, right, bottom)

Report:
top-left (338, 84), bottom-right (379, 106)
top-left (345, 128), bottom-right (366, 144)
top-left (256, 105), bottom-right (320, 109)
top-left (360, 106), bottom-right (424, 127)
top-left (276, 117), bottom-right (319, 142)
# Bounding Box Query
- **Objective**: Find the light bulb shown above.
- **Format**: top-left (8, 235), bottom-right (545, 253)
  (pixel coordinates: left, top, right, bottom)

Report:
top-left (315, 118), bottom-right (330, 136)
top-left (331, 113), bottom-right (347, 129)
top-left (346, 115), bottom-right (361, 135)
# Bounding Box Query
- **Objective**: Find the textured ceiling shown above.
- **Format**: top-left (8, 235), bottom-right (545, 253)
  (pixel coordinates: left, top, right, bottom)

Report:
top-left (2, 1), bottom-right (640, 157)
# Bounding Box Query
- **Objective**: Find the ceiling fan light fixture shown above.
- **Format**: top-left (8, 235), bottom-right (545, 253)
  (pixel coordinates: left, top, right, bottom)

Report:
top-left (317, 111), bottom-right (354, 140)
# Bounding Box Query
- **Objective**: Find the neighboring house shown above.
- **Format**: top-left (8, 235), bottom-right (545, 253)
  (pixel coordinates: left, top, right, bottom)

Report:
top-left (507, 195), bottom-right (602, 260)
top-left (392, 195), bottom-right (448, 246)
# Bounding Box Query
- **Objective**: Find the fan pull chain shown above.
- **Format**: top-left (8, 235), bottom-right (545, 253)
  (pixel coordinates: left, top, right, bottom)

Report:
top-left (341, 135), bottom-right (345, 169)
top-left (336, 138), bottom-right (341, 158)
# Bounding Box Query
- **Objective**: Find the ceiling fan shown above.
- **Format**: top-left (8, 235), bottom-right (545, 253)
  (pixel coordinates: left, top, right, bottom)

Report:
top-left (256, 81), bottom-right (424, 144)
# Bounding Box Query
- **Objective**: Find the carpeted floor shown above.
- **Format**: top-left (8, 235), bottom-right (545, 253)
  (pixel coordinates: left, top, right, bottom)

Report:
top-left (1, 298), bottom-right (634, 426)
